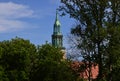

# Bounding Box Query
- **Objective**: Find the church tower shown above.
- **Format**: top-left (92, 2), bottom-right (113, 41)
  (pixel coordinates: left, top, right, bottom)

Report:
top-left (52, 10), bottom-right (63, 49)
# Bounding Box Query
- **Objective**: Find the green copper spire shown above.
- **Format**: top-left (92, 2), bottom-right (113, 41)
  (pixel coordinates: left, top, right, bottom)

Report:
top-left (55, 10), bottom-right (61, 26)
top-left (53, 10), bottom-right (61, 35)
top-left (52, 10), bottom-right (63, 48)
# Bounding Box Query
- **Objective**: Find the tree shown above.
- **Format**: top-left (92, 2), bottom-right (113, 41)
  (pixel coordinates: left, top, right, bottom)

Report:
top-left (0, 37), bottom-right (37, 81)
top-left (0, 38), bottom-right (77, 81)
top-left (59, 0), bottom-right (120, 81)
top-left (105, 25), bottom-right (120, 81)
top-left (0, 61), bottom-right (9, 81)
top-left (30, 44), bottom-right (76, 81)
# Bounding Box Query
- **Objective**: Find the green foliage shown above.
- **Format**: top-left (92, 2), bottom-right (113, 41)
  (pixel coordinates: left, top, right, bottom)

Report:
top-left (0, 66), bottom-right (9, 81)
top-left (105, 25), bottom-right (120, 81)
top-left (37, 44), bottom-right (63, 61)
top-left (31, 60), bottom-right (75, 81)
top-left (0, 37), bottom-right (78, 81)
top-left (30, 44), bottom-right (76, 81)
top-left (0, 37), bottom-right (37, 81)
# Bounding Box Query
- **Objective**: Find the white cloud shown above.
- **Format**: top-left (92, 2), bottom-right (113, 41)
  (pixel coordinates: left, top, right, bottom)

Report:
top-left (0, 18), bottom-right (27, 32)
top-left (0, 2), bottom-right (34, 33)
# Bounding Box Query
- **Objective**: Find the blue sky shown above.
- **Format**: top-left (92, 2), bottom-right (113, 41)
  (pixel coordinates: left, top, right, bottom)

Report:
top-left (0, 0), bottom-right (74, 47)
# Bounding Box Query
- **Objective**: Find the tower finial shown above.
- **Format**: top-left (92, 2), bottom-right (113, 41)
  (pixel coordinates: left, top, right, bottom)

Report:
top-left (54, 9), bottom-right (61, 28)
top-left (56, 9), bottom-right (59, 20)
